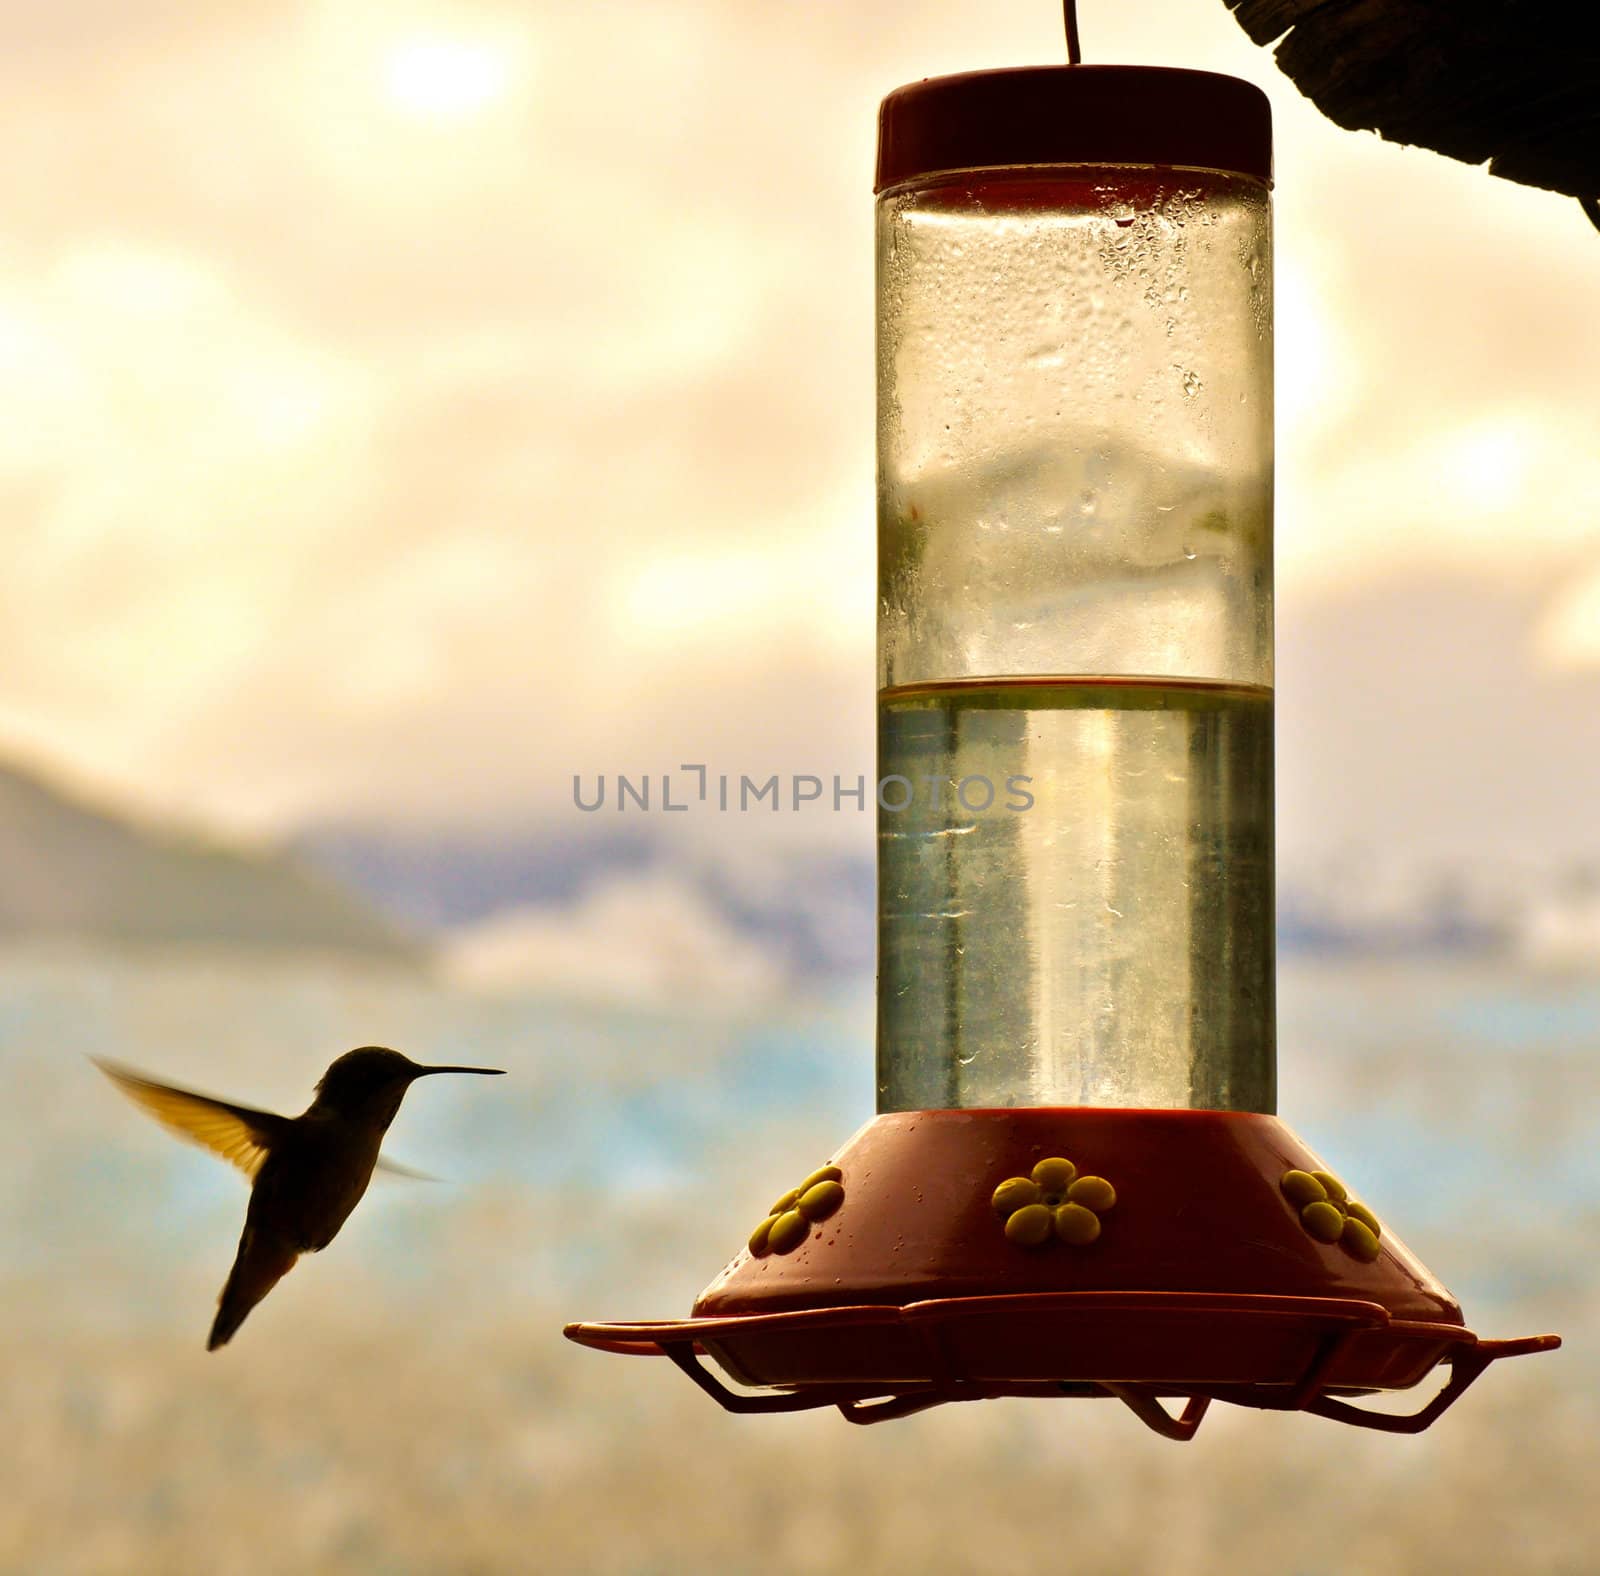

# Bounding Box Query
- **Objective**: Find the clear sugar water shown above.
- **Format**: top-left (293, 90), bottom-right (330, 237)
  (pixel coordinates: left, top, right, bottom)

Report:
top-left (877, 676), bottom-right (1274, 1111)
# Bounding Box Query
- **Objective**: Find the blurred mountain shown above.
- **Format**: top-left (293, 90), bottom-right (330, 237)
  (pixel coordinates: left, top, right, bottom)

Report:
top-left (296, 813), bottom-right (1599, 983)
top-left (0, 758), bottom-right (420, 959)
top-left (293, 823), bottom-right (875, 987)
top-left (292, 824), bottom-right (662, 932)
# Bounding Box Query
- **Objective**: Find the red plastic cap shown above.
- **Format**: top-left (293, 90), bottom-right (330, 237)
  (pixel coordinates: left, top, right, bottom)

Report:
top-left (875, 65), bottom-right (1272, 192)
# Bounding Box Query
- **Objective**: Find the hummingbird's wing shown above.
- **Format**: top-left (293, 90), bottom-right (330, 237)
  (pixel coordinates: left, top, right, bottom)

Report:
top-left (93, 1058), bottom-right (288, 1181)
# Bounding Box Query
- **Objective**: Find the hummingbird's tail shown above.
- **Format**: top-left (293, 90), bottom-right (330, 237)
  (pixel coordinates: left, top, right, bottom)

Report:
top-left (208, 1225), bottom-right (299, 1351)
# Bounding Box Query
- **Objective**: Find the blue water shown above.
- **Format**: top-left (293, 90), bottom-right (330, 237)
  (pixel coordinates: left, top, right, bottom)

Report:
top-left (1, 948), bottom-right (1593, 1335)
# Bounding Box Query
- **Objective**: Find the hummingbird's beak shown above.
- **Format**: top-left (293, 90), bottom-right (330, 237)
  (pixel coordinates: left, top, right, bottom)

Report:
top-left (410, 1064), bottom-right (506, 1077)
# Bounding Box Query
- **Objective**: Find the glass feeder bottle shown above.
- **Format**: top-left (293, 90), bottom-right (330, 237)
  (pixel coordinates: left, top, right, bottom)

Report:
top-left (566, 64), bottom-right (1558, 1436)
top-left (874, 69), bottom-right (1275, 1114)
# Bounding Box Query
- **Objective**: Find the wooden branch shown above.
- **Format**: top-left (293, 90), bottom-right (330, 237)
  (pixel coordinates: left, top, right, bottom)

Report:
top-left (1223, 0), bottom-right (1599, 198)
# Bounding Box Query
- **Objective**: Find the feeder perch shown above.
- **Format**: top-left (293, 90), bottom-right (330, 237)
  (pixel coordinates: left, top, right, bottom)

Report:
top-left (566, 36), bottom-right (1559, 1439)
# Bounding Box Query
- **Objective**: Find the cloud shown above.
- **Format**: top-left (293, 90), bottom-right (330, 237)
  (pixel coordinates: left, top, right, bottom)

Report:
top-left (0, 0), bottom-right (1592, 849)
top-left (1277, 569), bottom-right (1600, 867)
top-left (1530, 561), bottom-right (1600, 675)
top-left (438, 868), bottom-right (787, 1007)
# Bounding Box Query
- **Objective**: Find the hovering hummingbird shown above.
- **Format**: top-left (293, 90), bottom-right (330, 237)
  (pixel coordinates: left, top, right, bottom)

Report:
top-left (94, 1047), bottom-right (505, 1350)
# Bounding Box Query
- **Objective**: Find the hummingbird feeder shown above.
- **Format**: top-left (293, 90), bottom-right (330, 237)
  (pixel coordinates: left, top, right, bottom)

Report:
top-left (565, 16), bottom-right (1559, 1437)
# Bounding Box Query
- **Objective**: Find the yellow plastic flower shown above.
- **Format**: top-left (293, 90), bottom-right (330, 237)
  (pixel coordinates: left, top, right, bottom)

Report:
top-left (747, 1164), bottom-right (845, 1257)
top-left (1281, 1168), bottom-right (1382, 1262)
top-left (992, 1156), bottom-right (1116, 1248)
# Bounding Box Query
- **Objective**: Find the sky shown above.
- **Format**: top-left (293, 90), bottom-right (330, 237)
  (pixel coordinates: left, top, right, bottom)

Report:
top-left (0, 0), bottom-right (1596, 867)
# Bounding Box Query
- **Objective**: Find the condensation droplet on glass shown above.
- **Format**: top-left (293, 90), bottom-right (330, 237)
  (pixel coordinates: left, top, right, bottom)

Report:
top-left (1182, 544), bottom-right (1197, 561)
top-left (1077, 490), bottom-right (1098, 518)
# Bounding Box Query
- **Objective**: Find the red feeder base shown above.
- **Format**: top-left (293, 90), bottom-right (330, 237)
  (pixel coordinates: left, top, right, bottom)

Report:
top-left (565, 1110), bottom-right (1559, 1438)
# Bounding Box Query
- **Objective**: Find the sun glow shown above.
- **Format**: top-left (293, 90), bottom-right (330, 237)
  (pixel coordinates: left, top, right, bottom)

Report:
top-left (383, 34), bottom-right (513, 120)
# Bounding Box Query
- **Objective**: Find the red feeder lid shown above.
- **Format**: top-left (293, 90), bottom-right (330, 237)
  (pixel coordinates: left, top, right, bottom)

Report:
top-left (875, 65), bottom-right (1272, 193)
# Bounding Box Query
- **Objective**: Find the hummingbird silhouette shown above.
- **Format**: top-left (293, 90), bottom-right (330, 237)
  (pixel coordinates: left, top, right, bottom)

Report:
top-left (94, 1047), bottom-right (504, 1350)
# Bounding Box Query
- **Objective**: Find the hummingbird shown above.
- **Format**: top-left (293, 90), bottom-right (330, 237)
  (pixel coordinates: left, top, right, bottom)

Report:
top-left (94, 1047), bottom-right (505, 1350)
